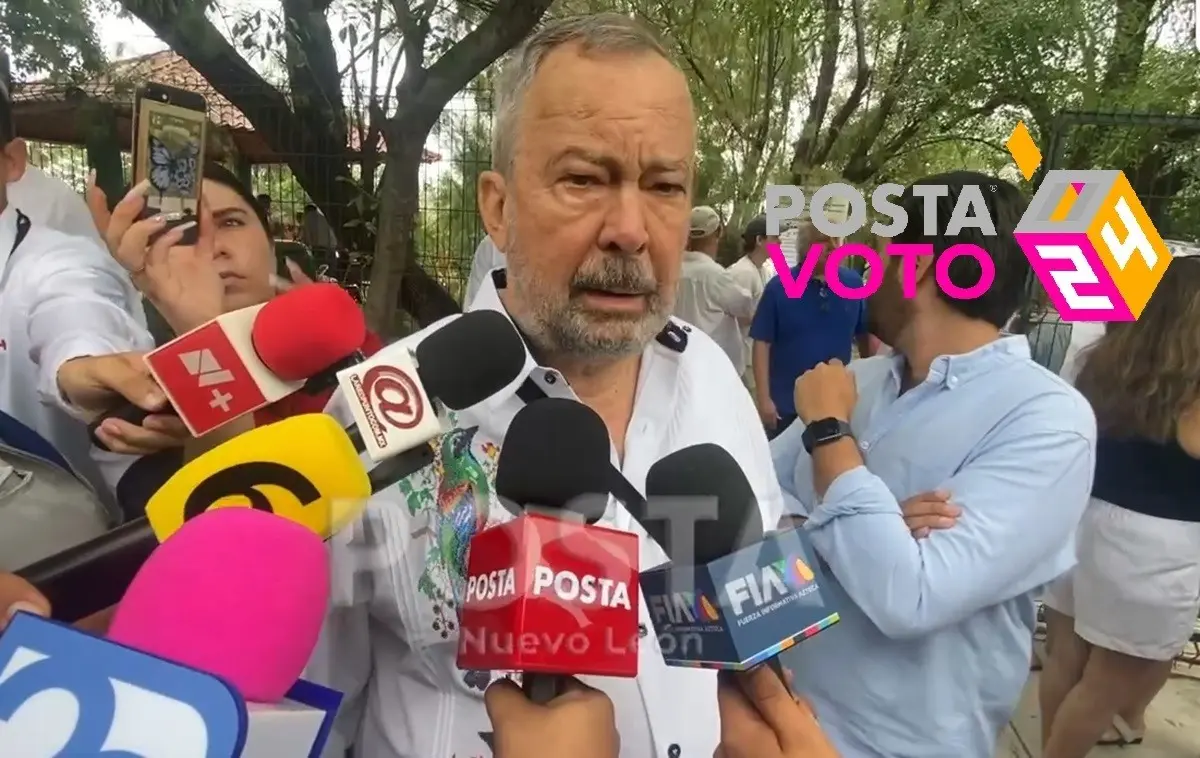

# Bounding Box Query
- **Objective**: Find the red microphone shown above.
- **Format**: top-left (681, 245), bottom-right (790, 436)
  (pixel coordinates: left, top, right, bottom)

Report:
top-left (90, 283), bottom-right (365, 446)
top-left (456, 398), bottom-right (640, 704)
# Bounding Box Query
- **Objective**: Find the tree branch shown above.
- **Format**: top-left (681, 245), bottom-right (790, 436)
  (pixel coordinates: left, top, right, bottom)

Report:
top-left (812, 0), bottom-right (871, 165)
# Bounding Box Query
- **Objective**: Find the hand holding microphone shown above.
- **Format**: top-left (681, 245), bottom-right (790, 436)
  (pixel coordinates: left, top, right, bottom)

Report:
top-left (0, 573), bottom-right (48, 631)
top-left (716, 666), bottom-right (840, 758)
top-left (57, 352), bottom-right (190, 455)
top-left (89, 281), bottom-right (367, 450)
top-left (484, 677), bottom-right (618, 758)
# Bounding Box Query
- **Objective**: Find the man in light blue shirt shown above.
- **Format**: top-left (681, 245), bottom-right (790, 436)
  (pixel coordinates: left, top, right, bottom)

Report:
top-left (773, 171), bottom-right (1096, 758)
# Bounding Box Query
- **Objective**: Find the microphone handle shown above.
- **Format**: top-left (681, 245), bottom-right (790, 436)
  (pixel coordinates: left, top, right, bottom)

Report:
top-left (522, 673), bottom-right (570, 704)
top-left (15, 518), bottom-right (158, 623)
top-left (88, 403), bottom-right (162, 453)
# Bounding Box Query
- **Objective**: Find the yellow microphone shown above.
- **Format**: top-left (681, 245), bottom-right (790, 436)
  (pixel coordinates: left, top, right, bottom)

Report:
top-left (145, 413), bottom-right (372, 542)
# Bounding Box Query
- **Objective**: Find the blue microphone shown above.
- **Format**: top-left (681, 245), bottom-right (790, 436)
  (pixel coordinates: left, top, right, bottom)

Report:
top-left (0, 611), bottom-right (247, 757)
top-left (639, 444), bottom-right (840, 672)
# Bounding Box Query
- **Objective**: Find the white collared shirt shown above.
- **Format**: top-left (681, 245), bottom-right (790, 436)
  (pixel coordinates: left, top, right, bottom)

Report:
top-left (9, 166), bottom-right (105, 246)
top-left (309, 270), bottom-right (784, 758)
top-left (464, 236), bottom-right (504, 307)
top-left (725, 256), bottom-right (767, 373)
top-left (673, 250), bottom-right (756, 368)
top-left (0, 205), bottom-right (152, 503)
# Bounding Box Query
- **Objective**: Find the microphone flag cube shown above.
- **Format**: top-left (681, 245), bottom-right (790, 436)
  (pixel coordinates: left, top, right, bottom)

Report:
top-left (145, 304), bottom-right (301, 437)
top-left (640, 526), bottom-right (840, 670)
top-left (456, 513), bottom-right (640, 678)
top-left (336, 342), bottom-right (444, 463)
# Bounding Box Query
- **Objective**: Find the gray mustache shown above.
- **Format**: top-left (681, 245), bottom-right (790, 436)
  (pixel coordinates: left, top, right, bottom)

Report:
top-left (571, 257), bottom-right (657, 296)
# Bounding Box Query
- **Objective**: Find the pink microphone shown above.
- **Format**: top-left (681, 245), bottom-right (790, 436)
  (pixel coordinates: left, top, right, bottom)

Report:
top-left (106, 507), bottom-right (330, 702)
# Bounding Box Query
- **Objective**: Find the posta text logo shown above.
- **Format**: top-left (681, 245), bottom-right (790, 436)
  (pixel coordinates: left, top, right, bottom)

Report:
top-left (1006, 121), bottom-right (1172, 321)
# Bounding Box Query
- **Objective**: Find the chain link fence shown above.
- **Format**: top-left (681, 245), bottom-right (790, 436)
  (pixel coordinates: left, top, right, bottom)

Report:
top-left (15, 72), bottom-right (494, 311)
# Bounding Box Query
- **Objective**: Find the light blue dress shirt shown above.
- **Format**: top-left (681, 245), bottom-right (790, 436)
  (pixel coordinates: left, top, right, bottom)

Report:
top-left (773, 336), bottom-right (1096, 758)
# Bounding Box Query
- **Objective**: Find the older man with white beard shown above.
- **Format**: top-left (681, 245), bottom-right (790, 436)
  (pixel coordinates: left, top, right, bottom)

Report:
top-left (305, 14), bottom-right (783, 758)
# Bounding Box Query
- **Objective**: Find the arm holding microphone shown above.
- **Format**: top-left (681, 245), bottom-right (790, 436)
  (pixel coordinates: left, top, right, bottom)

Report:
top-left (716, 666), bottom-right (840, 758)
top-left (484, 677), bottom-right (619, 758)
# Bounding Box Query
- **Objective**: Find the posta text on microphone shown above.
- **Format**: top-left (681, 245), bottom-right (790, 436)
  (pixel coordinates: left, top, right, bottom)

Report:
top-left (144, 413), bottom-right (370, 542)
top-left (640, 445), bottom-right (840, 670)
top-left (456, 399), bottom-right (640, 681)
top-left (146, 283), bottom-right (365, 437)
top-left (337, 310), bottom-right (526, 463)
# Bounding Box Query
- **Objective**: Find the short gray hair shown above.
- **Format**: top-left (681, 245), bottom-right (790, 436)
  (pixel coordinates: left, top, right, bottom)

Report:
top-left (492, 13), bottom-right (671, 173)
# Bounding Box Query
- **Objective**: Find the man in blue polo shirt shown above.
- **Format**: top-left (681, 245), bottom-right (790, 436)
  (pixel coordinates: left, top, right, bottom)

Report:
top-left (750, 221), bottom-right (873, 438)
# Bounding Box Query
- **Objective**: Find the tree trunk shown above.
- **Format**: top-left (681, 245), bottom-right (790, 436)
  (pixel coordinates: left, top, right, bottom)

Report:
top-left (365, 128), bottom-right (423, 338)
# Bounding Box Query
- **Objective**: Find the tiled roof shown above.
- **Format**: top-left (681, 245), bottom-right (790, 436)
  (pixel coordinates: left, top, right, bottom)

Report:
top-left (14, 50), bottom-right (441, 162)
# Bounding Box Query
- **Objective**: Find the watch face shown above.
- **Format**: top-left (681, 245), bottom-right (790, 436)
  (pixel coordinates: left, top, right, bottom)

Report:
top-left (804, 418), bottom-right (849, 452)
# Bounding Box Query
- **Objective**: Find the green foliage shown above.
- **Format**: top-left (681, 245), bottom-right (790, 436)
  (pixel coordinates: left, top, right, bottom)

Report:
top-left (4, 0), bottom-right (107, 77)
top-left (417, 108), bottom-right (492, 304)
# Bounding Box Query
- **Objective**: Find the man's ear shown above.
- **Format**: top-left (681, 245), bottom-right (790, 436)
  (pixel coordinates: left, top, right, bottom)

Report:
top-left (2, 138), bottom-right (27, 182)
top-left (478, 170), bottom-right (509, 252)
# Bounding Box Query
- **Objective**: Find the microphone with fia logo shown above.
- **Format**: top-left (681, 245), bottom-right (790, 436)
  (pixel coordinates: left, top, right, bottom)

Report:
top-left (639, 444), bottom-right (839, 678)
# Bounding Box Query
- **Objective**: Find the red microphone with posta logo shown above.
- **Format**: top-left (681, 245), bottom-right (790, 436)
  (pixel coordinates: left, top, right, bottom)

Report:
top-left (90, 283), bottom-right (365, 447)
top-left (456, 398), bottom-right (640, 704)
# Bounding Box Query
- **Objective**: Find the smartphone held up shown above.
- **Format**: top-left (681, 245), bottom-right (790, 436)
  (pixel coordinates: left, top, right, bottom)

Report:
top-left (131, 83), bottom-right (208, 246)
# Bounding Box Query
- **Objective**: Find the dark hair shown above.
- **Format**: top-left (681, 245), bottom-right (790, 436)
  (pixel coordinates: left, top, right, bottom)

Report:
top-left (890, 171), bottom-right (1029, 328)
top-left (203, 161), bottom-right (270, 234)
top-left (1075, 257), bottom-right (1200, 441)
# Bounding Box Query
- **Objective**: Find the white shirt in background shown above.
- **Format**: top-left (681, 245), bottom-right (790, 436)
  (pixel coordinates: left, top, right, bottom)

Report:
top-left (308, 271), bottom-right (784, 758)
top-left (0, 205), bottom-right (153, 511)
top-left (464, 236), bottom-right (504, 307)
top-left (673, 250), bottom-right (756, 366)
top-left (726, 254), bottom-right (766, 374)
top-left (9, 166), bottom-right (104, 246)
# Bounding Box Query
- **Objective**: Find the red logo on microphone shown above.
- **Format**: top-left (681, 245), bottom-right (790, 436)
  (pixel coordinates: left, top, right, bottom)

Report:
top-left (359, 364), bottom-right (424, 430)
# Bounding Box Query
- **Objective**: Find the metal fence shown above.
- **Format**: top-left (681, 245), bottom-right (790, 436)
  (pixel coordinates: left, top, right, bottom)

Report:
top-left (1016, 109), bottom-right (1200, 372)
top-left (18, 81), bottom-right (495, 309)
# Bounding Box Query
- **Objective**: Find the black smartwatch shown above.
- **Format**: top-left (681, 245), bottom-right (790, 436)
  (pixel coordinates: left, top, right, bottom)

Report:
top-left (801, 418), bottom-right (853, 454)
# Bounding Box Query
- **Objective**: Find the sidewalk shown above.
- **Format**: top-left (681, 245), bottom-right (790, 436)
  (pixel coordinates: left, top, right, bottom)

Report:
top-left (997, 647), bottom-right (1200, 758)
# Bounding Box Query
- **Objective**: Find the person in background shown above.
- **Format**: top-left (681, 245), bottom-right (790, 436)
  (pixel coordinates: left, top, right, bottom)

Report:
top-left (300, 202), bottom-right (338, 252)
top-left (255, 192), bottom-right (285, 238)
top-left (0, 49), bottom-right (172, 511)
top-left (673, 205), bottom-right (756, 367)
top-left (726, 214), bottom-right (773, 386)
top-left (305, 15), bottom-right (782, 758)
top-left (750, 222), bottom-right (871, 438)
top-left (1039, 257), bottom-right (1200, 756)
top-left (8, 164), bottom-right (104, 246)
top-left (770, 172), bottom-right (1095, 758)
top-left (464, 234), bottom-right (505, 306)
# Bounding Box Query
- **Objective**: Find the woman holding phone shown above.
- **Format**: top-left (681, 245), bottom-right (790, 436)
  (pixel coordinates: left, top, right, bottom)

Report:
top-left (86, 161), bottom-right (381, 454)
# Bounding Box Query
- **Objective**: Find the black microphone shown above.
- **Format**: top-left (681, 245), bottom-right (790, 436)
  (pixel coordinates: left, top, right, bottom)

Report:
top-left (488, 397), bottom-right (614, 704)
top-left (15, 518), bottom-right (157, 623)
top-left (641, 444), bottom-right (835, 689)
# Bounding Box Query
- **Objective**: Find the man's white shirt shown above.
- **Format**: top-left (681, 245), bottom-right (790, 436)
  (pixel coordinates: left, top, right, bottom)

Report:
top-left (464, 236), bottom-right (504, 307)
top-left (9, 166), bottom-right (106, 246)
top-left (309, 270), bottom-right (784, 758)
top-left (673, 250), bottom-right (756, 368)
top-left (0, 204), bottom-right (152, 504)
top-left (725, 255), bottom-right (766, 374)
